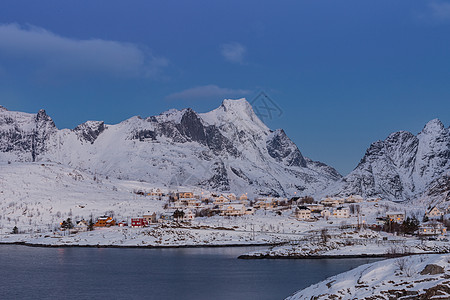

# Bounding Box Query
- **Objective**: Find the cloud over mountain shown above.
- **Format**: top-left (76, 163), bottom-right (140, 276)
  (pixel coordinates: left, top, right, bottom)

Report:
top-left (0, 23), bottom-right (168, 79)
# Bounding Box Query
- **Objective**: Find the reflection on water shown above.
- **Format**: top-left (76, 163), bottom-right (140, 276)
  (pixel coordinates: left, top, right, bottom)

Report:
top-left (0, 245), bottom-right (381, 300)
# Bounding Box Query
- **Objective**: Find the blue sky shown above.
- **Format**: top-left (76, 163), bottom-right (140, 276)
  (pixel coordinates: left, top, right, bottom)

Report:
top-left (0, 0), bottom-right (449, 175)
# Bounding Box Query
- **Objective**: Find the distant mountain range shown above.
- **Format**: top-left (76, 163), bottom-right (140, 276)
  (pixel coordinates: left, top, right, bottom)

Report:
top-left (0, 101), bottom-right (448, 202)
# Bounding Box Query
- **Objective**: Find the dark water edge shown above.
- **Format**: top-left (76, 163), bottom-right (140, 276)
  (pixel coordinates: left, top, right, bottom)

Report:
top-left (0, 244), bottom-right (382, 300)
top-left (0, 240), bottom-right (282, 248)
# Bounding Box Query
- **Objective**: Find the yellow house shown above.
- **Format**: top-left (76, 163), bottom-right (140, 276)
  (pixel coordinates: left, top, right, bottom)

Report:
top-left (386, 212), bottom-right (405, 223)
top-left (239, 193), bottom-right (248, 201)
top-left (177, 192), bottom-right (194, 199)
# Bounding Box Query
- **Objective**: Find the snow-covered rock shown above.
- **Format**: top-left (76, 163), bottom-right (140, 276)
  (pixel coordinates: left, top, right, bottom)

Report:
top-left (0, 99), bottom-right (342, 197)
top-left (286, 254), bottom-right (450, 300)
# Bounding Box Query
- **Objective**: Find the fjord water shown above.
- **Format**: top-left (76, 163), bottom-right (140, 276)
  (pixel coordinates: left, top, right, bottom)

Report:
top-left (0, 245), bottom-right (379, 299)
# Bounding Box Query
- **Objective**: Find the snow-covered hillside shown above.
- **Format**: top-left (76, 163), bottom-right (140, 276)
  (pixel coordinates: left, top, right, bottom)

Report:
top-left (335, 119), bottom-right (450, 202)
top-left (287, 254), bottom-right (450, 300)
top-left (0, 100), bottom-right (341, 197)
top-left (0, 162), bottom-right (166, 232)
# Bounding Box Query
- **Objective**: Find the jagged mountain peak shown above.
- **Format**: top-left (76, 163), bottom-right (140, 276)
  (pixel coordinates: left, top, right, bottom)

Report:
top-left (0, 105), bottom-right (8, 111)
top-left (0, 99), bottom-right (341, 197)
top-left (201, 98), bottom-right (269, 133)
top-left (420, 118), bottom-right (445, 135)
top-left (221, 98), bottom-right (252, 112)
top-left (36, 109), bottom-right (55, 125)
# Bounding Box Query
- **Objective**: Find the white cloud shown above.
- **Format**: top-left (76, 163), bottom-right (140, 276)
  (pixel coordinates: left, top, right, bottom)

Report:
top-left (429, 1), bottom-right (450, 21)
top-left (0, 23), bottom-right (169, 79)
top-left (166, 85), bottom-right (252, 101)
top-left (220, 42), bottom-right (246, 64)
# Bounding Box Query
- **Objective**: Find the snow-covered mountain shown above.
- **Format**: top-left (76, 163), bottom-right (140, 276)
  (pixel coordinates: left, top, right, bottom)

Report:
top-left (0, 100), bottom-right (341, 197)
top-left (337, 119), bottom-right (450, 202)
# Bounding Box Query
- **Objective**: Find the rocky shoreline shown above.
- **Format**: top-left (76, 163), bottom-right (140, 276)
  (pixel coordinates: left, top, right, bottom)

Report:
top-left (238, 251), bottom-right (450, 259)
top-left (0, 240), bottom-right (279, 249)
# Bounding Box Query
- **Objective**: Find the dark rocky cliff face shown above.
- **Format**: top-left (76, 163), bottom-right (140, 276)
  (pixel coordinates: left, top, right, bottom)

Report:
top-left (32, 109), bottom-right (56, 161)
top-left (0, 108), bottom-right (56, 161)
top-left (266, 129), bottom-right (307, 167)
top-left (74, 121), bottom-right (105, 144)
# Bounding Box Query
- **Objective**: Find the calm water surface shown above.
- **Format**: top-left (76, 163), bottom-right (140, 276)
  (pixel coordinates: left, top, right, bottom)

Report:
top-left (0, 245), bottom-right (381, 299)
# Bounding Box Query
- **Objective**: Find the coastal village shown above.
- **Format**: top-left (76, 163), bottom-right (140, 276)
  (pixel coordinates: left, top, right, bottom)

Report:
top-left (1, 164), bottom-right (448, 253)
top-left (57, 188), bottom-right (449, 240)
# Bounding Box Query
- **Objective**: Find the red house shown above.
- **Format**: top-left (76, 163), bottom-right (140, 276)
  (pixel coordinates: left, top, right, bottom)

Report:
top-left (131, 218), bottom-right (148, 228)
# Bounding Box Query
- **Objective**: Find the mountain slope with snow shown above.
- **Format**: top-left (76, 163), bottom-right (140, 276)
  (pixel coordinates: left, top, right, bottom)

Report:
top-left (336, 119), bottom-right (450, 202)
top-left (0, 100), bottom-right (341, 197)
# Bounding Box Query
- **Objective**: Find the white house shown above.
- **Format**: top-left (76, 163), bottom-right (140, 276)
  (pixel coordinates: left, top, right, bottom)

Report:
top-left (295, 206), bottom-right (311, 220)
top-left (419, 222), bottom-right (447, 236)
top-left (75, 220), bottom-right (89, 232)
top-left (334, 207), bottom-right (350, 218)
top-left (426, 206), bottom-right (444, 218)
